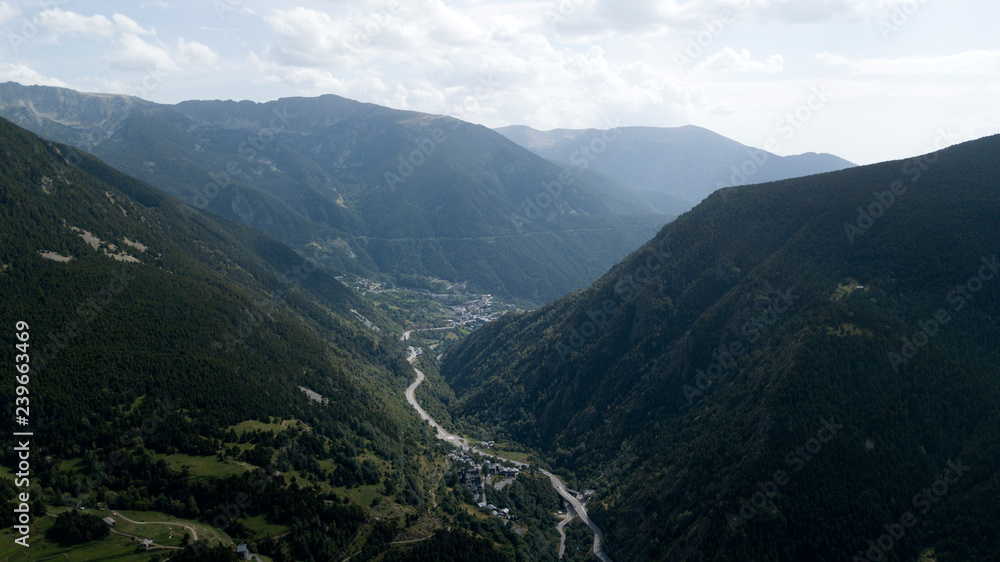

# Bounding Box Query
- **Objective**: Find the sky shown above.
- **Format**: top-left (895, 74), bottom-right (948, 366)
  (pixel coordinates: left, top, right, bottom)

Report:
top-left (1, 0), bottom-right (998, 165)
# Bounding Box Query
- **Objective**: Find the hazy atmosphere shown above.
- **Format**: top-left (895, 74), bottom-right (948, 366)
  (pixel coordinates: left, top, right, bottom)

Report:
top-left (2, 2), bottom-right (998, 561)
top-left (2, 0), bottom-right (999, 164)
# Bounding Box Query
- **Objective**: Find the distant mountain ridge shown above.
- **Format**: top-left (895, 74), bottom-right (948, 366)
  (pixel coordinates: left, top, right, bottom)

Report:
top-left (0, 114), bottom-right (566, 559)
top-left (496, 124), bottom-right (855, 214)
top-left (0, 81), bottom-right (668, 304)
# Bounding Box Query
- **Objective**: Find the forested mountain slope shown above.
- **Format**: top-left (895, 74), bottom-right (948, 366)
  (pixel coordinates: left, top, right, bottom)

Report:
top-left (442, 134), bottom-right (1000, 561)
top-left (0, 82), bottom-right (667, 304)
top-left (0, 116), bottom-right (480, 559)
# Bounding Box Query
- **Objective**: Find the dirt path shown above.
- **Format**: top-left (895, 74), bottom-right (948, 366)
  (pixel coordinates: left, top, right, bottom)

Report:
top-left (112, 512), bottom-right (199, 542)
top-left (109, 528), bottom-right (182, 549)
top-left (389, 533), bottom-right (436, 545)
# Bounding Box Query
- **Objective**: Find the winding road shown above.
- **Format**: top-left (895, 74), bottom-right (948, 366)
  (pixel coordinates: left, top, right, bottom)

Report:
top-left (556, 507), bottom-right (574, 558)
top-left (539, 469), bottom-right (610, 561)
top-left (404, 346), bottom-right (611, 561)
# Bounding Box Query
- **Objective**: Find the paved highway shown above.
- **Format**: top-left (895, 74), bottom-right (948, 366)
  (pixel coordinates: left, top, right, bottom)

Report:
top-left (404, 346), bottom-right (611, 561)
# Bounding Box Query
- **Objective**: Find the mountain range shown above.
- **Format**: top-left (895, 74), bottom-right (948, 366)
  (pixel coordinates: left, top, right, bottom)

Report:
top-left (0, 82), bottom-right (670, 304)
top-left (441, 134), bottom-right (1000, 561)
top-left (0, 114), bottom-right (458, 559)
top-left (496, 124), bottom-right (856, 215)
top-left (3, 77), bottom-right (995, 562)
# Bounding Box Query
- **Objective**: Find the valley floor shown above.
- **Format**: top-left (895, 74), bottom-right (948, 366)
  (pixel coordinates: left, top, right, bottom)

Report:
top-left (404, 345), bottom-right (611, 561)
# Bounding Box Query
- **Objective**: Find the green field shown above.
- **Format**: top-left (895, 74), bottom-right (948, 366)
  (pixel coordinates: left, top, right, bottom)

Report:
top-left (0, 513), bottom-right (158, 561)
top-left (154, 453), bottom-right (248, 479)
top-left (229, 418), bottom-right (300, 436)
top-left (330, 484), bottom-right (382, 508)
top-left (57, 457), bottom-right (86, 477)
top-left (0, 507), bottom-right (239, 560)
top-left (112, 509), bottom-right (233, 546)
top-left (491, 449), bottom-right (531, 463)
top-left (243, 514), bottom-right (291, 538)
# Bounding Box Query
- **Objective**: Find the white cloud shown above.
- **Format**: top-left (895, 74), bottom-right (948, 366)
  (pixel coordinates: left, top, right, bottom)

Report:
top-left (0, 1), bottom-right (20, 24)
top-left (753, 0), bottom-right (869, 23)
top-left (35, 9), bottom-right (155, 39)
top-left (104, 33), bottom-right (177, 71)
top-left (698, 48), bottom-right (784, 73)
top-left (27, 9), bottom-right (179, 73)
top-left (0, 63), bottom-right (72, 88)
top-left (178, 39), bottom-right (220, 69)
top-left (263, 7), bottom-right (359, 66)
top-left (38, 10), bottom-right (115, 38)
top-left (710, 102), bottom-right (743, 116)
top-left (254, 2), bottom-right (702, 130)
top-left (817, 51), bottom-right (1000, 75)
top-left (111, 13), bottom-right (156, 36)
top-left (1, 0), bottom-right (995, 166)
top-left (542, 0), bottom-right (906, 38)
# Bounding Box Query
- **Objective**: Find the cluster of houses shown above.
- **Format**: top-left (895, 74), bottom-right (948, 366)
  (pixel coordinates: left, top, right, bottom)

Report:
top-left (448, 448), bottom-right (521, 520)
top-left (451, 295), bottom-right (512, 329)
top-left (484, 460), bottom-right (521, 478)
top-left (459, 467), bottom-right (485, 504)
top-left (338, 276), bottom-right (387, 294)
top-left (483, 504), bottom-right (511, 518)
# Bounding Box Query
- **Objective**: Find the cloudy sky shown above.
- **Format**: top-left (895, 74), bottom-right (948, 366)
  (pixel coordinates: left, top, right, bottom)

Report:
top-left (1, 0), bottom-right (998, 165)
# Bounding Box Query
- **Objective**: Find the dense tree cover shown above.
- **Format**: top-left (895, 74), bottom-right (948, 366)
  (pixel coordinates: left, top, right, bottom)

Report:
top-left (561, 518), bottom-right (596, 562)
top-left (172, 540), bottom-right (241, 561)
top-left (45, 511), bottom-right (110, 546)
top-left (0, 82), bottom-right (668, 303)
top-left (381, 529), bottom-right (511, 562)
top-left (0, 117), bottom-right (438, 558)
top-left (491, 471), bottom-right (562, 560)
top-left (0, 117), bottom-right (597, 561)
top-left (443, 135), bottom-right (1000, 560)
